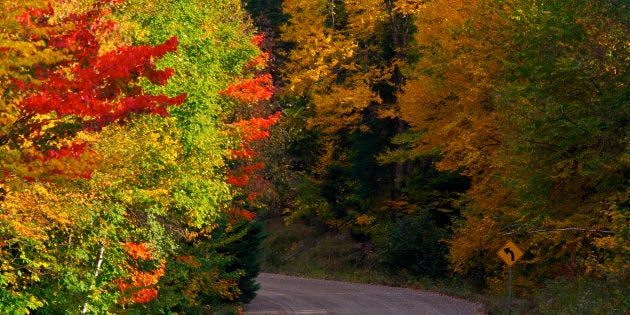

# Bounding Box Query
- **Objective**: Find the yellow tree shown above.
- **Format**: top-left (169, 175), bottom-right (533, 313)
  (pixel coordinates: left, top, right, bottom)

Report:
top-left (392, 0), bottom-right (515, 288)
top-left (279, 0), bottom-right (428, 229)
top-left (399, 0), bottom-right (628, 302)
top-left (281, 0), bottom-right (378, 137)
top-left (279, 0), bottom-right (383, 228)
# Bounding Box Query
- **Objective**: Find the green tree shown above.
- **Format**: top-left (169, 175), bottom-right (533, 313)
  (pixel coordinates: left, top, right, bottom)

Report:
top-left (493, 0), bottom-right (629, 295)
top-left (102, 0), bottom-right (269, 311)
top-left (1, 0), bottom-right (273, 312)
top-left (0, 0), bottom-right (185, 311)
top-left (426, 0), bottom-right (630, 301)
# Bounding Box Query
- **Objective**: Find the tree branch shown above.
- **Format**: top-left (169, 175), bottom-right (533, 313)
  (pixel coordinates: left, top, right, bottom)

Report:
top-left (503, 227), bottom-right (616, 236)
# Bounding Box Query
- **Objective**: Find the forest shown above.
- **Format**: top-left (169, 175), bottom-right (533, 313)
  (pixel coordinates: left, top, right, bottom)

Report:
top-left (1, 0), bottom-right (628, 313)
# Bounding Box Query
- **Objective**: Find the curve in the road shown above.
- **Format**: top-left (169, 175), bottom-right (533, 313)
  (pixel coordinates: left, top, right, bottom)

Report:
top-left (244, 273), bottom-right (485, 315)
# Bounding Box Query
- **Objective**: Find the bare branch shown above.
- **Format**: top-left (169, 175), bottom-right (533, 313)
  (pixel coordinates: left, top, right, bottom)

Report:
top-left (504, 227), bottom-right (616, 236)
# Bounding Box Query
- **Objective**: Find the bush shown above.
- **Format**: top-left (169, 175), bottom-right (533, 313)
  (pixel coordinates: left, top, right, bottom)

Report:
top-left (381, 212), bottom-right (449, 279)
top-left (535, 276), bottom-right (630, 314)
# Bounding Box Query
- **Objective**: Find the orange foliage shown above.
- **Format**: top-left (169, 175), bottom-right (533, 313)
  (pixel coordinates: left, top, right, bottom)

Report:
top-left (227, 207), bottom-right (257, 222)
top-left (227, 112), bottom-right (280, 143)
top-left (129, 288), bottom-right (159, 304)
top-left (248, 52), bottom-right (270, 69)
top-left (220, 34), bottom-right (279, 223)
top-left (115, 242), bottom-right (165, 305)
top-left (251, 34), bottom-right (265, 46)
top-left (225, 112), bottom-right (280, 222)
top-left (226, 162), bottom-right (265, 187)
top-left (399, 0), bottom-right (506, 176)
top-left (121, 242), bottom-right (153, 260)
top-left (219, 74), bottom-right (273, 103)
top-left (0, 181), bottom-right (83, 241)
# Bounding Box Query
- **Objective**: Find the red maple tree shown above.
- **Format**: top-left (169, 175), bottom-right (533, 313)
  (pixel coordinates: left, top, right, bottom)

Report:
top-left (220, 34), bottom-right (279, 222)
top-left (2, 0), bottom-right (185, 182)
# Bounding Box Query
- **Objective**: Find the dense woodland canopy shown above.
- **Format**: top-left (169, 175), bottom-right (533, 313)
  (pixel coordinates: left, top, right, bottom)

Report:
top-left (1, 0), bottom-right (272, 312)
top-left (0, 0), bottom-right (628, 313)
top-left (247, 0), bottom-right (628, 311)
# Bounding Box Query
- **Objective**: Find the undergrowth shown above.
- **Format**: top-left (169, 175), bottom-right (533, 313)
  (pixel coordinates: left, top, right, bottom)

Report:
top-left (259, 217), bottom-right (629, 314)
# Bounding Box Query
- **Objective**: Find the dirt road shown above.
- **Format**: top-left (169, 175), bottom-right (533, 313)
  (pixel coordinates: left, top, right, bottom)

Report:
top-left (244, 273), bottom-right (485, 315)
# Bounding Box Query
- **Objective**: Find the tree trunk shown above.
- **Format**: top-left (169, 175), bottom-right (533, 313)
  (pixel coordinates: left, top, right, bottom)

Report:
top-left (81, 243), bottom-right (105, 314)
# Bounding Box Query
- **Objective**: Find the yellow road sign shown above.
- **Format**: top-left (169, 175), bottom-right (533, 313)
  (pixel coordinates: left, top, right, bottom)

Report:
top-left (498, 240), bottom-right (524, 267)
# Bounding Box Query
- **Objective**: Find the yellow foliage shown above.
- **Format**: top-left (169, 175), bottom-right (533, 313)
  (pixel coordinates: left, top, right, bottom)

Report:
top-left (308, 81), bottom-right (378, 134)
top-left (50, 0), bottom-right (95, 20)
top-left (593, 236), bottom-right (617, 250)
top-left (0, 180), bottom-right (90, 241)
top-left (399, 0), bottom-right (507, 176)
top-left (355, 214), bottom-right (375, 226)
top-left (344, 0), bottom-right (386, 35)
top-left (312, 140), bottom-right (338, 177)
top-left (393, 0), bottom-right (424, 15)
top-left (448, 212), bottom-right (500, 273)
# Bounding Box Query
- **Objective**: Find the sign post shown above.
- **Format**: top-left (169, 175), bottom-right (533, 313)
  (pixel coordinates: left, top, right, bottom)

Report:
top-left (497, 240), bottom-right (524, 315)
top-left (508, 266), bottom-right (512, 315)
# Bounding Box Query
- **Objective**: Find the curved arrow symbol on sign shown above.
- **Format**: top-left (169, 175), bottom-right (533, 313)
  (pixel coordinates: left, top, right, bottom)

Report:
top-left (503, 247), bottom-right (515, 261)
top-left (498, 240), bottom-right (523, 267)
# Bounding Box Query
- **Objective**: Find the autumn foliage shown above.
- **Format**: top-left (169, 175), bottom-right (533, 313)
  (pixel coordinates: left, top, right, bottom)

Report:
top-left (219, 74), bottom-right (274, 103)
top-left (227, 112), bottom-right (281, 159)
top-left (1, 0), bottom-right (185, 184)
top-left (267, 0), bottom-right (628, 311)
top-left (2, 0), bottom-right (625, 313)
top-left (221, 34), bottom-right (280, 223)
top-left (115, 242), bottom-right (165, 305)
top-left (225, 112), bottom-right (279, 222)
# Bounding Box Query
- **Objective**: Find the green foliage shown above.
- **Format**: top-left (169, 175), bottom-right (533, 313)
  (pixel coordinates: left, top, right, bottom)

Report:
top-left (104, 0), bottom-right (268, 310)
top-left (500, 0), bottom-right (629, 217)
top-left (380, 211), bottom-right (449, 278)
top-left (535, 276), bottom-right (629, 314)
top-left (243, 0), bottom-right (288, 31)
top-left (0, 189), bottom-right (130, 314)
top-left (217, 220), bottom-right (265, 304)
top-left (142, 244), bottom-right (240, 313)
top-left (485, 0), bottom-right (630, 291)
top-left (402, 156), bottom-right (470, 224)
top-left (1, 0), bottom-right (269, 312)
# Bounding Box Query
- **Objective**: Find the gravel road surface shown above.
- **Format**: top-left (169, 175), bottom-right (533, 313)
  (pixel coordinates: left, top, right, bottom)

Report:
top-left (244, 273), bottom-right (485, 315)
